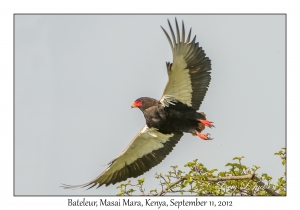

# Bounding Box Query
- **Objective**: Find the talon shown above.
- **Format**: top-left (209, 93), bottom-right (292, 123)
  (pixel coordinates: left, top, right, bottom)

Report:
top-left (200, 120), bottom-right (215, 128)
top-left (196, 132), bottom-right (213, 140)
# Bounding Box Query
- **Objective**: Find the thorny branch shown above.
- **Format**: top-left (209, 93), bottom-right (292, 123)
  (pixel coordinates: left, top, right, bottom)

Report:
top-left (251, 175), bottom-right (280, 196)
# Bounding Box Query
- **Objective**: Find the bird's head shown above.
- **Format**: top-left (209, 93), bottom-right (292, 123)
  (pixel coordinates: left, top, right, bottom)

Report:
top-left (131, 97), bottom-right (159, 111)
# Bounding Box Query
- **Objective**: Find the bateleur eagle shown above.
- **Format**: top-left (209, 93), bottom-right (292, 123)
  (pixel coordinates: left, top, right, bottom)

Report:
top-left (63, 18), bottom-right (213, 190)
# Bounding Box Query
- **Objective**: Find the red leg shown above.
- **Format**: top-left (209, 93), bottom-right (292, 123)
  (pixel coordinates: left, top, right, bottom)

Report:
top-left (196, 132), bottom-right (213, 140)
top-left (200, 120), bottom-right (215, 128)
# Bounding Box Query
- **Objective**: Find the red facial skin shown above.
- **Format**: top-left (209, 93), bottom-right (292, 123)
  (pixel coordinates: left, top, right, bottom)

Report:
top-left (131, 100), bottom-right (142, 108)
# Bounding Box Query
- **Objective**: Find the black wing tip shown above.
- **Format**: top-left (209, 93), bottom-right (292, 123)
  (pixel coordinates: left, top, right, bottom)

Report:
top-left (160, 25), bottom-right (168, 34)
top-left (191, 35), bottom-right (197, 43)
top-left (164, 18), bottom-right (194, 44)
top-left (60, 182), bottom-right (101, 190)
top-left (60, 183), bottom-right (82, 190)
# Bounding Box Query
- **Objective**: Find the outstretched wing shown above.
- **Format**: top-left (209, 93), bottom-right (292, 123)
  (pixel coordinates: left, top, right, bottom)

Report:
top-left (160, 18), bottom-right (212, 110)
top-left (62, 126), bottom-right (183, 189)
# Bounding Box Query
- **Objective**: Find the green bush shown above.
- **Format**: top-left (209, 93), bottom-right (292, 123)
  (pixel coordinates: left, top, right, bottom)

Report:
top-left (116, 148), bottom-right (286, 196)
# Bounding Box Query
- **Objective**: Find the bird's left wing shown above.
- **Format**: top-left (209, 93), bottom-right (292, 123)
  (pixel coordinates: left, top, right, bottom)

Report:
top-left (160, 18), bottom-right (212, 110)
top-left (62, 125), bottom-right (183, 189)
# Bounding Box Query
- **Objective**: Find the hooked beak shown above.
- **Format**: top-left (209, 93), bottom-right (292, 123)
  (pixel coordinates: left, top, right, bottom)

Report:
top-left (131, 103), bottom-right (136, 108)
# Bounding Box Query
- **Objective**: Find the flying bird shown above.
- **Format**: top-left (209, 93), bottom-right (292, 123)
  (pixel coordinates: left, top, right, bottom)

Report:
top-left (63, 18), bottom-right (213, 190)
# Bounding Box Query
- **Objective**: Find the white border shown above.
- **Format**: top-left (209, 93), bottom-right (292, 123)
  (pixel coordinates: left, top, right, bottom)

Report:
top-left (1, 0), bottom-right (297, 209)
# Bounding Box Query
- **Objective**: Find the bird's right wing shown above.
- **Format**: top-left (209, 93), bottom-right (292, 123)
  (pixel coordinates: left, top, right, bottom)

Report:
top-left (160, 19), bottom-right (212, 110)
top-left (62, 125), bottom-right (183, 189)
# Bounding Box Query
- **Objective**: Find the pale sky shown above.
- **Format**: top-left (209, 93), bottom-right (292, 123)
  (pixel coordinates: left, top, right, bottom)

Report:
top-left (15, 14), bottom-right (285, 195)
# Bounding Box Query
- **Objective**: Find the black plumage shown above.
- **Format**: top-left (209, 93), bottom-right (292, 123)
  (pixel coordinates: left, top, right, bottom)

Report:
top-left (134, 97), bottom-right (207, 135)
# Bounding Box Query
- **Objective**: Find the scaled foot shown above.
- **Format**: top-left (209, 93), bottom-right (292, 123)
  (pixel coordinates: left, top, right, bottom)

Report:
top-left (200, 120), bottom-right (215, 128)
top-left (196, 132), bottom-right (213, 140)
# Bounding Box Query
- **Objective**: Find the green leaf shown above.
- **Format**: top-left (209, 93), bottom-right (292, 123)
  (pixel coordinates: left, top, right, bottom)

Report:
top-left (182, 180), bottom-right (189, 187)
top-left (233, 156), bottom-right (245, 161)
top-left (138, 178), bottom-right (145, 185)
top-left (231, 163), bottom-right (243, 169)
